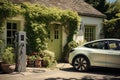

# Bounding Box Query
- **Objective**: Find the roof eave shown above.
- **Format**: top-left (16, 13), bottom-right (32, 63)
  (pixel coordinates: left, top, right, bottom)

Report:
top-left (78, 13), bottom-right (106, 18)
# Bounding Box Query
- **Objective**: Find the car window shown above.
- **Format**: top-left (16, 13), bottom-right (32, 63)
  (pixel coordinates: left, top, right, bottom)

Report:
top-left (108, 40), bottom-right (120, 50)
top-left (84, 41), bottom-right (107, 49)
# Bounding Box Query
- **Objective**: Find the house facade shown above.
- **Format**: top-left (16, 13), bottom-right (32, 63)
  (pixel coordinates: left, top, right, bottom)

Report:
top-left (0, 0), bottom-right (105, 60)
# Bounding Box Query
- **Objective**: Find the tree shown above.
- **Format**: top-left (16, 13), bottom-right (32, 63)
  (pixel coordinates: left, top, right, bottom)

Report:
top-left (116, 13), bottom-right (120, 18)
top-left (84, 0), bottom-right (100, 8)
top-left (95, 0), bottom-right (109, 14)
top-left (84, 0), bottom-right (120, 20)
top-left (105, 0), bottom-right (120, 20)
top-left (103, 0), bottom-right (120, 38)
top-left (84, 0), bottom-right (109, 13)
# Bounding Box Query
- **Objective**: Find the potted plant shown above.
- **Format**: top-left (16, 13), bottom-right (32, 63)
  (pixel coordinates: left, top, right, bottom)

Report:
top-left (27, 52), bottom-right (42, 67)
top-left (42, 50), bottom-right (57, 68)
top-left (27, 55), bottom-right (36, 67)
top-left (34, 56), bottom-right (42, 67)
top-left (1, 46), bottom-right (15, 73)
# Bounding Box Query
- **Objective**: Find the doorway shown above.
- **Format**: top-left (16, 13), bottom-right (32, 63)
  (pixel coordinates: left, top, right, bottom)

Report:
top-left (48, 24), bottom-right (62, 61)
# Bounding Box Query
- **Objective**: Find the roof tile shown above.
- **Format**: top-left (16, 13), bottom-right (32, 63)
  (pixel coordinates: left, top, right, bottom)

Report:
top-left (9, 0), bottom-right (105, 18)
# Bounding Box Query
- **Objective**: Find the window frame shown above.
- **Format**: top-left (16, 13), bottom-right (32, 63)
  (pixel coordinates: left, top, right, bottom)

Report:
top-left (84, 25), bottom-right (96, 42)
top-left (6, 21), bottom-right (19, 45)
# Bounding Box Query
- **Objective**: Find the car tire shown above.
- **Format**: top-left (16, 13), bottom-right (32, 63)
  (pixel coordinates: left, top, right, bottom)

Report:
top-left (73, 56), bottom-right (90, 72)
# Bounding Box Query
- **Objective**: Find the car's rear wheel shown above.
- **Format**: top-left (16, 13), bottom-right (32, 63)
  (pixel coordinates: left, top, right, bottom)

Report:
top-left (73, 56), bottom-right (90, 72)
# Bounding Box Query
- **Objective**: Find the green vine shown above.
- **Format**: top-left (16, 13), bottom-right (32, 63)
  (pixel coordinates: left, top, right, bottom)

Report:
top-left (0, 0), bottom-right (23, 45)
top-left (0, 0), bottom-right (22, 27)
top-left (0, 1), bottom-right (81, 54)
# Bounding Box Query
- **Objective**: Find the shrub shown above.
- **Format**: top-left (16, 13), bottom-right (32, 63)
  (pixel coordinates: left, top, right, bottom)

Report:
top-left (2, 47), bottom-right (14, 64)
top-left (42, 50), bottom-right (57, 68)
top-left (63, 41), bottom-right (79, 62)
top-left (103, 18), bottom-right (120, 38)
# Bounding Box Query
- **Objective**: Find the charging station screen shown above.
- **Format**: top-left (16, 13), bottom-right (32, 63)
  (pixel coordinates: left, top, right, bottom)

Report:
top-left (21, 35), bottom-right (24, 41)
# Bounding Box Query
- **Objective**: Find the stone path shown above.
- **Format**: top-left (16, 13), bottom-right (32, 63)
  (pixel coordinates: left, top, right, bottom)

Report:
top-left (0, 63), bottom-right (120, 80)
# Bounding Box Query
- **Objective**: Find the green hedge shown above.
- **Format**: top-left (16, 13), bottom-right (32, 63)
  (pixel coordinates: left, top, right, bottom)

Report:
top-left (103, 18), bottom-right (120, 38)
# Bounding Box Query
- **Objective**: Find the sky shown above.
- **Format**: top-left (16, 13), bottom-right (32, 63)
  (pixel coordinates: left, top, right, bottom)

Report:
top-left (107, 0), bottom-right (116, 3)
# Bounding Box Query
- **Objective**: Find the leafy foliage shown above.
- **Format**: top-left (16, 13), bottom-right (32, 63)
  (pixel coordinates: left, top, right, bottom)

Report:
top-left (84, 0), bottom-right (108, 10)
top-left (2, 47), bottom-right (14, 64)
top-left (105, 0), bottom-right (120, 20)
top-left (116, 13), bottom-right (120, 18)
top-left (0, 0), bottom-right (23, 48)
top-left (95, 0), bottom-right (108, 14)
top-left (22, 2), bottom-right (80, 52)
top-left (0, 0), bottom-right (22, 27)
top-left (42, 50), bottom-right (56, 68)
top-left (63, 41), bottom-right (79, 62)
top-left (103, 18), bottom-right (120, 38)
top-left (84, 0), bottom-right (120, 20)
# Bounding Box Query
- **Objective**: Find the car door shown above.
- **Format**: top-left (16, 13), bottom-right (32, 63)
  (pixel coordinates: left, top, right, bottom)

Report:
top-left (106, 40), bottom-right (120, 68)
top-left (85, 41), bottom-right (108, 67)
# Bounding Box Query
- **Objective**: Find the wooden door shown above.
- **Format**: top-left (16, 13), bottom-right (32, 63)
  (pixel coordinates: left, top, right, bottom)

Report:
top-left (48, 24), bottom-right (62, 60)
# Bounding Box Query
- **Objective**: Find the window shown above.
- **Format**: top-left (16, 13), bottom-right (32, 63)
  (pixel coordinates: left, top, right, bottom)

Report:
top-left (108, 40), bottom-right (120, 50)
top-left (84, 41), bottom-right (107, 49)
top-left (84, 25), bottom-right (96, 42)
top-left (84, 40), bottom-right (120, 50)
top-left (54, 25), bottom-right (59, 39)
top-left (7, 22), bottom-right (17, 45)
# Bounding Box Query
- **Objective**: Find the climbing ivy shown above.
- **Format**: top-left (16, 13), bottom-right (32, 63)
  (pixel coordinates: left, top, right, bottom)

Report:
top-left (0, 0), bottom-right (22, 28)
top-left (0, 1), bottom-right (81, 53)
top-left (0, 0), bottom-right (23, 50)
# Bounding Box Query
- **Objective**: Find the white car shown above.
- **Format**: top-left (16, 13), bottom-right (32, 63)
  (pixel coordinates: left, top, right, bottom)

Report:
top-left (69, 39), bottom-right (120, 72)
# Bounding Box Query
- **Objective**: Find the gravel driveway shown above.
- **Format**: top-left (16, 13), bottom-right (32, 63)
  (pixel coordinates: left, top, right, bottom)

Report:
top-left (0, 63), bottom-right (120, 80)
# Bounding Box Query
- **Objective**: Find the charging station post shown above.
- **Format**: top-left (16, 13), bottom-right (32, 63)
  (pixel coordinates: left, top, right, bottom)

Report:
top-left (14, 31), bottom-right (26, 72)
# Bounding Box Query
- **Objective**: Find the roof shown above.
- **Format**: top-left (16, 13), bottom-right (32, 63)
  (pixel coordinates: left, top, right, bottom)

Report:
top-left (9, 0), bottom-right (105, 18)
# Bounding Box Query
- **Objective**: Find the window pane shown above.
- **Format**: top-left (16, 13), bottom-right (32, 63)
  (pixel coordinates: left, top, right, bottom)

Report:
top-left (108, 41), bottom-right (120, 50)
top-left (85, 41), bottom-right (106, 49)
top-left (13, 23), bottom-right (17, 29)
top-left (7, 23), bottom-right (11, 29)
top-left (7, 38), bottom-right (11, 44)
top-left (54, 26), bottom-right (59, 39)
top-left (85, 25), bottom-right (96, 42)
top-left (12, 31), bottom-right (16, 37)
top-left (7, 31), bottom-right (11, 37)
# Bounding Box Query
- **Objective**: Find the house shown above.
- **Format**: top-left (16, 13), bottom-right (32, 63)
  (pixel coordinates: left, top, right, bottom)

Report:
top-left (0, 0), bottom-right (105, 60)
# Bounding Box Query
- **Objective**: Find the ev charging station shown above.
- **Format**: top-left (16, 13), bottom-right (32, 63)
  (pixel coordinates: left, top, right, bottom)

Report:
top-left (14, 31), bottom-right (26, 72)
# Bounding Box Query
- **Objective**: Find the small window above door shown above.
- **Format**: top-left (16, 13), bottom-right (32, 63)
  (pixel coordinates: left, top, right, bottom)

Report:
top-left (54, 25), bottom-right (59, 39)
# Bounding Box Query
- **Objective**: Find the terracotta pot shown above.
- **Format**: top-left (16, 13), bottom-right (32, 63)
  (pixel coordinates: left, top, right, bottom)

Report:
top-left (35, 59), bottom-right (41, 67)
top-left (1, 64), bottom-right (15, 73)
top-left (27, 60), bottom-right (35, 67)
